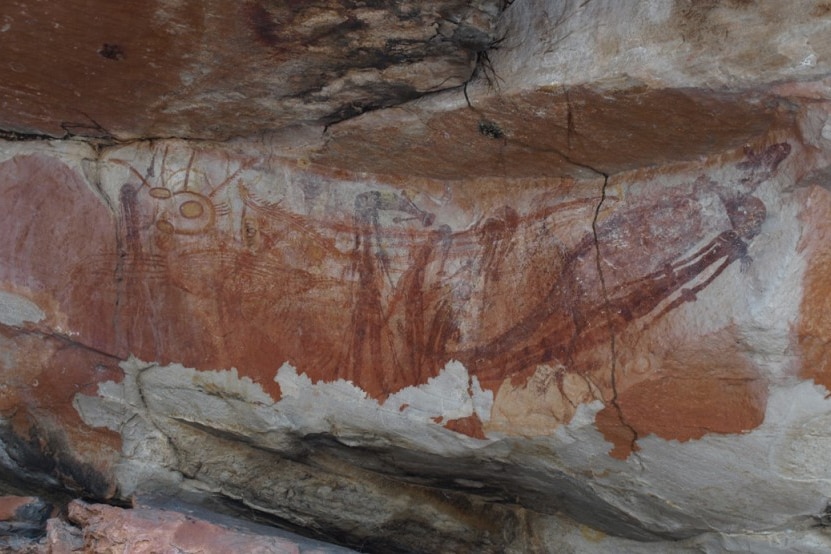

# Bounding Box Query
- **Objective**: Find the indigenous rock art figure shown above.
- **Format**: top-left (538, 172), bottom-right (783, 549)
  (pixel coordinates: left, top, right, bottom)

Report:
top-left (62, 142), bottom-right (790, 401)
top-left (451, 148), bottom-right (786, 386)
top-left (346, 190), bottom-right (438, 392)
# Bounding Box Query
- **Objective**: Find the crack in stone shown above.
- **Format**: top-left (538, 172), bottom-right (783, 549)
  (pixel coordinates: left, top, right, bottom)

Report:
top-left (0, 127), bottom-right (235, 146)
top-left (126, 363), bottom-right (187, 476)
top-left (323, 5), bottom-right (510, 135)
top-left (436, 98), bottom-right (642, 459)
top-left (321, 67), bottom-right (489, 136)
top-left (450, 87), bottom-right (640, 455)
top-left (590, 173), bottom-right (639, 458)
top-left (0, 323), bottom-right (122, 362)
top-left (0, 114), bottom-right (117, 143)
top-left (0, 129), bottom-right (56, 141)
top-left (556, 89), bottom-right (640, 460)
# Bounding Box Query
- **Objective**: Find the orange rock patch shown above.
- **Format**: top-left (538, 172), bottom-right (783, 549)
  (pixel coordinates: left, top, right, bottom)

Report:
top-left (0, 496), bottom-right (36, 521)
top-left (597, 328), bottom-right (767, 459)
top-left (443, 413), bottom-right (486, 440)
top-left (797, 186), bottom-right (831, 390)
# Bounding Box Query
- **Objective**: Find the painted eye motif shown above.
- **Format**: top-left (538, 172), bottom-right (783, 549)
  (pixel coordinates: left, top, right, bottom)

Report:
top-left (148, 190), bottom-right (215, 235)
top-left (179, 199), bottom-right (204, 219)
top-left (165, 191), bottom-right (215, 234)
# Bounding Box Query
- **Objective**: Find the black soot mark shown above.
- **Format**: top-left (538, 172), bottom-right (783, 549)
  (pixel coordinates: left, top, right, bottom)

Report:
top-left (478, 120), bottom-right (504, 139)
top-left (99, 43), bottom-right (125, 61)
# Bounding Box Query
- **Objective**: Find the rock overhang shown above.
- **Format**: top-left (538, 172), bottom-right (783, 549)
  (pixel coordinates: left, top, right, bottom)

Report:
top-left (313, 85), bottom-right (796, 181)
top-left (0, 0), bottom-right (504, 140)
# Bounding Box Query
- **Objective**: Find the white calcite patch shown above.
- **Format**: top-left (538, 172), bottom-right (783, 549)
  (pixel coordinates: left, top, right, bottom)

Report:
top-left (0, 290), bottom-right (44, 326)
top-left (274, 360), bottom-right (494, 450)
top-left (75, 357), bottom-right (496, 476)
top-left (535, 382), bottom-right (831, 537)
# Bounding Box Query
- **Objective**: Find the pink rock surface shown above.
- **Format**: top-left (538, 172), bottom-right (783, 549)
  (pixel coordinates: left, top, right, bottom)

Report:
top-left (45, 518), bottom-right (83, 554)
top-left (0, 496), bottom-right (38, 521)
top-left (65, 500), bottom-right (348, 554)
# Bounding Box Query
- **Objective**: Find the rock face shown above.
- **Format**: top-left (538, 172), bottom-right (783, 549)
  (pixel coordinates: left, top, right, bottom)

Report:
top-left (3, 0), bottom-right (831, 552)
top-left (0, 495), bottom-right (52, 552)
top-left (61, 499), bottom-right (351, 553)
top-left (0, 0), bottom-right (502, 139)
top-left (0, 495), bottom-right (353, 553)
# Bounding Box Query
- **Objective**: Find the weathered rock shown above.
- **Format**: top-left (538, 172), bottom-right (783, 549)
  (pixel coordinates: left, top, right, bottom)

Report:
top-left (493, 0), bottom-right (831, 94)
top-left (0, 0), bottom-right (502, 140)
top-left (63, 499), bottom-right (352, 554)
top-left (3, 1), bottom-right (831, 553)
top-left (45, 517), bottom-right (83, 554)
top-left (0, 124), bottom-right (821, 551)
top-left (0, 495), bottom-right (51, 553)
top-left (0, 496), bottom-right (50, 526)
top-left (314, 87), bottom-right (793, 180)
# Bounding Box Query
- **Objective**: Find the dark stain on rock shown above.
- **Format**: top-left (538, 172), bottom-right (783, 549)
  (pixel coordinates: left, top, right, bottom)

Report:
top-left (478, 119), bottom-right (504, 139)
top-left (0, 422), bottom-right (113, 500)
top-left (247, 2), bottom-right (282, 49)
top-left (812, 2), bottom-right (831, 17)
top-left (297, 433), bottom-right (682, 541)
top-left (675, 0), bottom-right (727, 45)
top-left (236, 1), bottom-right (499, 127)
top-left (452, 23), bottom-right (495, 52)
top-left (322, 83), bottom-right (421, 126)
top-left (303, 15), bottom-right (368, 47)
top-left (98, 43), bottom-right (125, 61)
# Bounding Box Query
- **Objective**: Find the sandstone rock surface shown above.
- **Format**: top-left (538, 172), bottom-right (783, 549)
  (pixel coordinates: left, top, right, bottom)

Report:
top-left (2, 1), bottom-right (831, 553)
top-left (0, 495), bottom-right (52, 552)
top-left (0, 0), bottom-right (501, 140)
top-left (62, 499), bottom-right (352, 554)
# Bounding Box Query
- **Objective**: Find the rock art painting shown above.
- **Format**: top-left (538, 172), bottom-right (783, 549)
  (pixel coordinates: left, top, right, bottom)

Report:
top-left (0, 140), bottom-right (792, 459)
top-left (5, 1), bottom-right (831, 549)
